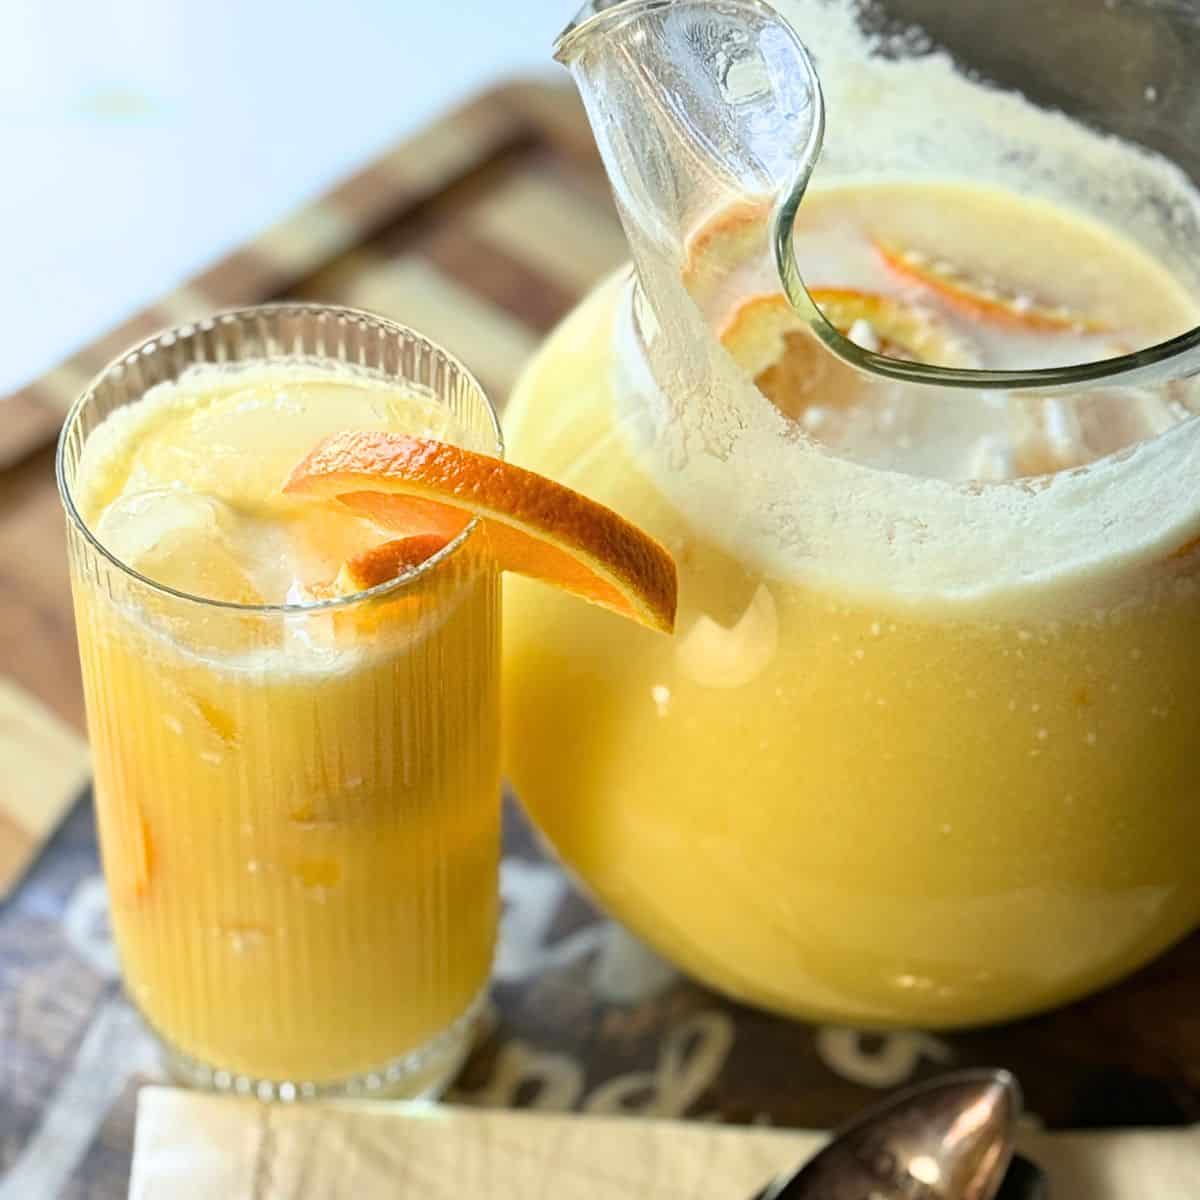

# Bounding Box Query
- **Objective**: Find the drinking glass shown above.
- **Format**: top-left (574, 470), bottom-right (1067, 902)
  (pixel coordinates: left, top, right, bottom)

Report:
top-left (58, 305), bottom-right (502, 1098)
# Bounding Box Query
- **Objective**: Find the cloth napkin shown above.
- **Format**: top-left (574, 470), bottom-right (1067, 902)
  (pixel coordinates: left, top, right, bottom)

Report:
top-left (128, 1086), bottom-right (1200, 1199)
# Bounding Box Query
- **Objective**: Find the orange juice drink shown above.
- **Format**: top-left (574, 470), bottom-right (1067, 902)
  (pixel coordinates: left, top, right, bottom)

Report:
top-left (502, 182), bottom-right (1200, 1028)
top-left (59, 309), bottom-right (502, 1097)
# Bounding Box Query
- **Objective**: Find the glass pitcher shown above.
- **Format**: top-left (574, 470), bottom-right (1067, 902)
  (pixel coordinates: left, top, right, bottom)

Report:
top-left (502, 0), bottom-right (1200, 1028)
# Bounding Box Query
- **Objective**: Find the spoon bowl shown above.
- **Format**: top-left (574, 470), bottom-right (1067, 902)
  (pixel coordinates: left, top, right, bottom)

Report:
top-left (755, 1069), bottom-right (1023, 1200)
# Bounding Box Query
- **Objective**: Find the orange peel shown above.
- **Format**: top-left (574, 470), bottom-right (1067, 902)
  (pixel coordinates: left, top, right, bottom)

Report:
top-left (333, 533), bottom-right (452, 595)
top-left (873, 237), bottom-right (1107, 333)
top-left (285, 432), bottom-right (677, 633)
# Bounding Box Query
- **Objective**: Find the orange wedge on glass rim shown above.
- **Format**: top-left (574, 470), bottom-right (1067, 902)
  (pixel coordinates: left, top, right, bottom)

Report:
top-left (284, 431), bottom-right (677, 633)
top-left (873, 237), bottom-right (1107, 333)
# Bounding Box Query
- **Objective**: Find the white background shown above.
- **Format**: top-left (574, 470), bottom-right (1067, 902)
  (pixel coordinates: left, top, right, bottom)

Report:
top-left (0, 0), bottom-right (572, 396)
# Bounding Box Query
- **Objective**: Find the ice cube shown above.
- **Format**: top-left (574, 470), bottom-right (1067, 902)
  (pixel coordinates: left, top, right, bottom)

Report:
top-left (95, 488), bottom-right (264, 605)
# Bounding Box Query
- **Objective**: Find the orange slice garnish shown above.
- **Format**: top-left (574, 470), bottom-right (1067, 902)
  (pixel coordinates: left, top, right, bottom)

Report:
top-left (284, 432), bottom-right (677, 633)
top-left (873, 238), bottom-right (1106, 333)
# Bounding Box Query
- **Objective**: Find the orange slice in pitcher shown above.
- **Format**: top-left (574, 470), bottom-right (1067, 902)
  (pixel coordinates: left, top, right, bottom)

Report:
top-left (873, 238), bottom-right (1107, 333)
top-left (285, 432), bottom-right (677, 633)
top-left (809, 288), bottom-right (979, 365)
top-left (721, 290), bottom-right (978, 418)
top-left (723, 289), bottom-right (979, 369)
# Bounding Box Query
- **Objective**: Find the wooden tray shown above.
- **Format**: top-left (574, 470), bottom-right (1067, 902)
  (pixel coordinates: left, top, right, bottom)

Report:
top-left (0, 80), bottom-right (1197, 1200)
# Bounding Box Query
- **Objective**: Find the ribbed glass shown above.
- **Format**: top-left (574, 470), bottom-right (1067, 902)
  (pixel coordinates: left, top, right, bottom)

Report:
top-left (57, 305), bottom-right (502, 1099)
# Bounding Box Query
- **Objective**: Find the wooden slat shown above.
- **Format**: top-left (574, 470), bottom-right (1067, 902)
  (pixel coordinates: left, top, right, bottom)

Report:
top-left (471, 170), bottom-right (628, 295)
top-left (0, 393), bottom-right (62, 473)
top-left (36, 363), bottom-right (97, 414)
top-left (0, 444), bottom-right (83, 732)
top-left (0, 677), bottom-right (89, 898)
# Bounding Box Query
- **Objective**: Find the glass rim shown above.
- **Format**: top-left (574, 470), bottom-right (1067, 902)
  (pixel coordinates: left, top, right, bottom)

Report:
top-left (55, 302), bottom-right (505, 616)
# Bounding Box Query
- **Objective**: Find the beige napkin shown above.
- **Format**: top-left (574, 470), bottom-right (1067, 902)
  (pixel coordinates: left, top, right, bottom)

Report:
top-left (129, 1086), bottom-right (1200, 1199)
